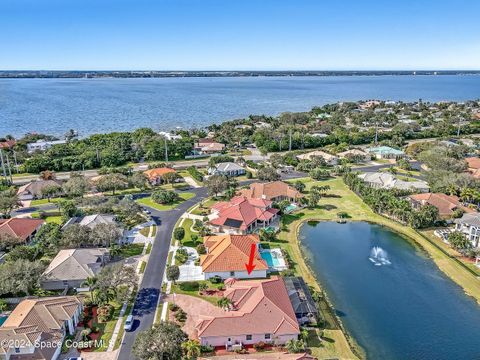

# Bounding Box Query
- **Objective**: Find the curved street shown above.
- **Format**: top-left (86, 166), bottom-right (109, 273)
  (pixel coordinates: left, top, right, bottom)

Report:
top-left (117, 186), bottom-right (208, 360)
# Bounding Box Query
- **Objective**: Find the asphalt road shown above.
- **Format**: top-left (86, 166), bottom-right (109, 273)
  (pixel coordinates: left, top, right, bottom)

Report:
top-left (115, 172), bottom-right (308, 359)
top-left (116, 187), bottom-right (208, 360)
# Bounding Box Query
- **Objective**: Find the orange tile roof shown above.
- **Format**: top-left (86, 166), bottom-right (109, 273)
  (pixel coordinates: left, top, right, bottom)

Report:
top-left (239, 181), bottom-right (302, 202)
top-left (143, 167), bottom-right (176, 180)
top-left (0, 140), bottom-right (16, 149)
top-left (210, 196), bottom-right (279, 231)
top-left (0, 218), bottom-right (44, 242)
top-left (466, 157), bottom-right (480, 170)
top-left (409, 193), bottom-right (475, 217)
top-left (196, 276), bottom-right (299, 338)
top-left (200, 234), bottom-right (268, 273)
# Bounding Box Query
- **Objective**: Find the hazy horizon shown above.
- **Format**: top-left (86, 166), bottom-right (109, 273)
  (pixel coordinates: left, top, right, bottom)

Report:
top-left (1, 0), bottom-right (479, 71)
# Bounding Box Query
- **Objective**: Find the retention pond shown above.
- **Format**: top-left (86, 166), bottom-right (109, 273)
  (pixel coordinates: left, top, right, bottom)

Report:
top-left (300, 221), bottom-right (480, 360)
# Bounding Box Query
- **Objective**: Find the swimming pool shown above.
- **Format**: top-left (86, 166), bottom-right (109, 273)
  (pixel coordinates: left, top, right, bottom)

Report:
top-left (284, 204), bottom-right (297, 213)
top-left (261, 251), bottom-right (281, 267)
top-left (0, 315), bottom-right (8, 326)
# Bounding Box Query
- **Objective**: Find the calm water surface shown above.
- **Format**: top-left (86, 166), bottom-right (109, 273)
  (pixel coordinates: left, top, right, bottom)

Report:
top-left (1, 75), bottom-right (480, 137)
top-left (300, 221), bottom-right (480, 360)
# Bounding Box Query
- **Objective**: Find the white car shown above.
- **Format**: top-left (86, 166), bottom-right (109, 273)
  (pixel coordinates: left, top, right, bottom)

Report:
top-left (124, 315), bottom-right (134, 331)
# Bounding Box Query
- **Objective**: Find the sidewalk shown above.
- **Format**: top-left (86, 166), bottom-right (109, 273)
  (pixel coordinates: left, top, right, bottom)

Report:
top-left (107, 237), bottom-right (152, 352)
top-left (155, 240), bottom-right (178, 323)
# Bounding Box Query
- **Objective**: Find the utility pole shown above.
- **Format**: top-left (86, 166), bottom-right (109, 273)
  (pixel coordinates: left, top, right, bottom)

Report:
top-left (457, 116), bottom-right (461, 137)
top-left (12, 151), bottom-right (19, 173)
top-left (0, 149), bottom-right (7, 182)
top-left (96, 148), bottom-right (100, 165)
top-left (164, 137), bottom-right (169, 162)
top-left (288, 128), bottom-right (292, 152)
top-left (5, 154), bottom-right (12, 183)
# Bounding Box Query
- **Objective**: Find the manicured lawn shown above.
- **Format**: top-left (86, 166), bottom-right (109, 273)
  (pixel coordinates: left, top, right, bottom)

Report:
top-left (160, 182), bottom-right (191, 191)
top-left (30, 211), bottom-right (63, 224)
top-left (170, 281), bottom-right (223, 306)
top-left (136, 192), bottom-right (195, 211)
top-left (145, 243), bottom-right (152, 255)
top-left (30, 197), bottom-right (63, 206)
top-left (139, 225), bottom-right (156, 237)
top-left (45, 216), bottom-right (63, 224)
top-left (308, 329), bottom-right (359, 360)
top-left (178, 218), bottom-right (202, 247)
top-left (190, 198), bottom-right (218, 216)
top-left (103, 187), bottom-right (144, 196)
top-left (118, 243), bottom-right (144, 258)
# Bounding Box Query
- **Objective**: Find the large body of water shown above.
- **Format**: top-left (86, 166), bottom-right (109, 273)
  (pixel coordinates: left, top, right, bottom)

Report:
top-left (300, 221), bottom-right (480, 360)
top-left (1, 75), bottom-right (480, 137)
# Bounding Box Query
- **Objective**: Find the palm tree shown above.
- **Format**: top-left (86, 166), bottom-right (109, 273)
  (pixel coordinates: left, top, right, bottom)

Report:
top-left (285, 339), bottom-right (305, 353)
top-left (82, 277), bottom-right (98, 303)
top-left (447, 184), bottom-right (458, 196)
top-left (109, 244), bottom-right (121, 259)
top-left (181, 339), bottom-right (201, 359)
top-left (217, 296), bottom-right (233, 311)
top-left (95, 288), bottom-right (115, 306)
top-left (39, 170), bottom-right (55, 180)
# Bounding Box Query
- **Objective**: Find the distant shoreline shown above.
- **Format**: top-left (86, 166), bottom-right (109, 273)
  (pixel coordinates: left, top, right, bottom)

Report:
top-left (1, 70), bottom-right (480, 79)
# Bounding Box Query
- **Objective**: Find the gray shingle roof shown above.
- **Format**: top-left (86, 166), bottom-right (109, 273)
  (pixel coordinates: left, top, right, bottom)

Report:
top-left (454, 213), bottom-right (480, 227)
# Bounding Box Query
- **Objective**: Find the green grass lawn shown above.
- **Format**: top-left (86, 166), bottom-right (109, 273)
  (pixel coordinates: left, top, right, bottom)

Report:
top-left (178, 218), bottom-right (203, 247)
top-left (30, 211), bottom-right (63, 224)
top-left (44, 216), bottom-right (63, 224)
top-left (103, 187), bottom-right (144, 196)
top-left (136, 192), bottom-right (195, 211)
top-left (170, 281), bottom-right (223, 306)
top-left (190, 198), bottom-right (218, 216)
top-left (30, 197), bottom-right (63, 206)
top-left (118, 243), bottom-right (144, 258)
top-left (159, 182), bottom-right (191, 190)
top-left (145, 243), bottom-right (152, 255)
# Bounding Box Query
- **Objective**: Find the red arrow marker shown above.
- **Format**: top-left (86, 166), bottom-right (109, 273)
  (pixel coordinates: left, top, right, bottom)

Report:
top-left (245, 243), bottom-right (257, 275)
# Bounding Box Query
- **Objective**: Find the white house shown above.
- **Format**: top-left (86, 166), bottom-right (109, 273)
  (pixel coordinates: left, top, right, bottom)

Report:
top-left (207, 162), bottom-right (246, 177)
top-left (27, 139), bottom-right (67, 153)
top-left (358, 172), bottom-right (429, 193)
top-left (454, 213), bottom-right (480, 247)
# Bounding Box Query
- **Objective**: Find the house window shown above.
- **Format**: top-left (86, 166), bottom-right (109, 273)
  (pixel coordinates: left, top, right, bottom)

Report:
top-left (265, 333), bottom-right (271, 340)
top-left (230, 271), bottom-right (235, 276)
top-left (15, 348), bottom-right (20, 353)
top-left (246, 335), bottom-right (252, 341)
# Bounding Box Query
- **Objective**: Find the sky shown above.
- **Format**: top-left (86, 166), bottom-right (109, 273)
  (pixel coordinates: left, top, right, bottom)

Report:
top-left (1, 0), bottom-right (479, 71)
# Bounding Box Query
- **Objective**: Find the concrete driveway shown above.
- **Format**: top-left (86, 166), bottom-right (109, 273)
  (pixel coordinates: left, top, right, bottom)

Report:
top-left (178, 247), bottom-right (204, 281)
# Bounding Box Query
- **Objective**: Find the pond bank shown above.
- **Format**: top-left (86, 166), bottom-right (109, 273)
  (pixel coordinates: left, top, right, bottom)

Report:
top-left (278, 177), bottom-right (480, 359)
top-left (299, 221), bottom-right (480, 359)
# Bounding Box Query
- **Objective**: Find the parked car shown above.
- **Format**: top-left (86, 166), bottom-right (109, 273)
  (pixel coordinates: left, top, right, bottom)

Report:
top-left (124, 314), bottom-right (134, 331)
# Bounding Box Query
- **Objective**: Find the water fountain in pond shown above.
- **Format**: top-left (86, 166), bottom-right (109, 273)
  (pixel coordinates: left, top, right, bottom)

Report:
top-left (369, 246), bottom-right (391, 266)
